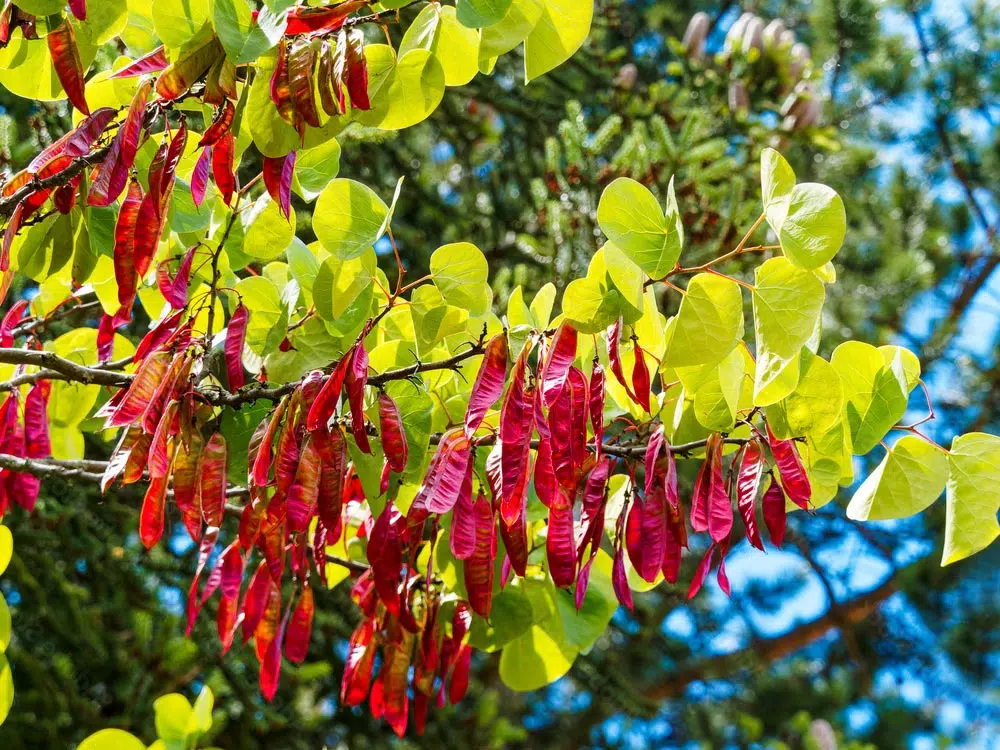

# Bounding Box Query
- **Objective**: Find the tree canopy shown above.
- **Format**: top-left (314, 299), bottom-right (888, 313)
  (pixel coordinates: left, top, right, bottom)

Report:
top-left (0, 0), bottom-right (996, 747)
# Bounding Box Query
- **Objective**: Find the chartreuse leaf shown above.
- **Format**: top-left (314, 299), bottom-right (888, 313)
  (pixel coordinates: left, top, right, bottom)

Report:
top-left (677, 346), bottom-right (745, 432)
top-left (78, 729), bottom-right (146, 750)
top-left (400, 4), bottom-right (480, 86)
top-left (213, 0), bottom-right (283, 65)
top-left (847, 436), bottom-right (947, 522)
top-left (430, 243), bottom-right (491, 315)
top-left (597, 178), bottom-right (681, 279)
top-left (602, 242), bottom-right (645, 312)
top-left (942, 433), bottom-right (1000, 565)
top-left (523, 0), bottom-right (593, 82)
top-left (529, 282), bottom-right (557, 328)
top-left (761, 147), bottom-right (795, 231)
top-left (286, 238), bottom-right (320, 307)
top-left (0, 594), bottom-right (9, 655)
top-left (292, 139), bottom-right (341, 202)
top-left (313, 179), bottom-right (389, 260)
top-left (665, 273), bottom-right (743, 367)
top-left (154, 693), bottom-right (193, 747)
top-left (191, 686), bottom-right (214, 734)
top-left (0, 652), bottom-right (10, 725)
top-left (831, 341), bottom-right (909, 455)
top-left (242, 193), bottom-right (296, 261)
top-left (233, 276), bottom-right (285, 356)
top-left (752, 256), bottom-right (825, 405)
top-left (48, 329), bottom-right (134, 434)
top-left (313, 250), bottom-right (377, 321)
top-left (153, 0), bottom-right (211, 49)
top-left (410, 284), bottom-right (469, 354)
top-left (555, 549), bottom-right (616, 650)
top-left (457, 0), bottom-right (513, 28)
top-left (879, 345), bottom-right (921, 391)
top-left (355, 46), bottom-right (446, 131)
top-left (766, 351), bottom-right (843, 439)
top-left (779, 183), bottom-right (846, 269)
top-left (479, 0), bottom-right (544, 60)
top-left (0, 526), bottom-right (10, 576)
top-left (499, 619), bottom-right (577, 691)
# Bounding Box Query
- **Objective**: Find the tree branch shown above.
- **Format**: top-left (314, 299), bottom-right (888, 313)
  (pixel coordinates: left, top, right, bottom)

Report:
top-left (0, 348), bottom-right (132, 390)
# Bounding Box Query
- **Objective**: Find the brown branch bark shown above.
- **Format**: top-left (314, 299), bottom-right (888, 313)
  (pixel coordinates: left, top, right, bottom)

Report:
top-left (643, 573), bottom-right (898, 700)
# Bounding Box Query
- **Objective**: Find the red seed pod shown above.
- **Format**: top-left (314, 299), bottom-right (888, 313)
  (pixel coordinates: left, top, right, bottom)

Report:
top-left (251, 397), bottom-right (290, 488)
top-left (199, 99), bottom-right (236, 148)
top-left (269, 38), bottom-right (298, 126)
top-left (287, 435), bottom-right (321, 534)
top-left (541, 321), bottom-right (577, 409)
top-left (147, 400), bottom-right (178, 479)
top-left (262, 152), bottom-right (296, 220)
top-left (341, 617), bottom-right (377, 706)
top-left (378, 391), bottom-right (408, 473)
top-left (381, 632), bottom-right (414, 737)
top-left (464, 333), bottom-right (508, 437)
top-left (464, 491), bottom-right (497, 617)
top-left (259, 612), bottom-right (286, 702)
top-left (239, 562), bottom-right (271, 645)
top-left (450, 465), bottom-right (476, 561)
top-left (627, 486), bottom-right (668, 584)
top-left (612, 544), bottom-right (634, 611)
top-left (185, 527), bottom-right (220, 634)
top-left (499, 341), bottom-right (536, 526)
top-left (448, 642), bottom-right (472, 705)
top-left (199, 432), bottom-right (228, 528)
top-left (631, 339), bottom-right (651, 413)
top-left (306, 349), bottom-right (353, 431)
top-left (767, 424), bottom-right (812, 509)
top-left (112, 178), bottom-right (144, 309)
top-left (110, 46), bottom-right (167, 79)
top-left (762, 476), bottom-right (787, 547)
top-left (345, 343), bottom-right (371, 453)
top-left (0, 299), bottom-right (27, 347)
top-left (413, 429), bottom-right (471, 515)
top-left (287, 40), bottom-right (321, 128)
top-left (161, 245), bottom-right (196, 309)
top-left (736, 441), bottom-right (766, 550)
top-left (687, 543), bottom-right (717, 600)
top-left (191, 145), bottom-right (211, 208)
top-left (68, 0), bottom-right (86, 21)
top-left (139, 475), bottom-right (169, 549)
top-left (47, 19), bottom-right (89, 115)
top-left (607, 319), bottom-right (638, 403)
top-left (106, 350), bottom-right (171, 428)
top-left (172, 431), bottom-right (203, 541)
top-left (254, 564), bottom-right (283, 661)
top-left (102, 427), bottom-right (138, 492)
top-left (707, 442), bottom-right (733, 544)
top-left (344, 29), bottom-right (371, 110)
top-left (315, 426), bottom-right (347, 540)
top-left (644, 423), bottom-right (666, 500)
top-left (155, 36), bottom-right (222, 100)
top-left (23, 381), bottom-right (50, 460)
top-left (546, 503), bottom-right (577, 589)
top-left (211, 131), bottom-right (236, 206)
top-left (284, 584), bottom-right (315, 663)
top-left (283, 1), bottom-right (365, 34)
top-left (589, 360), bottom-right (606, 457)
top-left (368, 501), bottom-right (403, 615)
top-left (225, 303), bottom-right (249, 391)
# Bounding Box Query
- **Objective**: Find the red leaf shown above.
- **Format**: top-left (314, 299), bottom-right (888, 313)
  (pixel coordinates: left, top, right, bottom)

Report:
top-left (736, 441), bottom-right (766, 550)
top-left (762, 477), bottom-right (787, 547)
top-left (262, 152), bottom-right (296, 220)
top-left (284, 584), bottom-right (314, 663)
top-left (211, 132), bottom-right (236, 206)
top-left (378, 391), bottom-right (408, 473)
top-left (464, 491), bottom-right (497, 617)
top-left (110, 46), bottom-right (167, 78)
top-left (139, 475), bottom-right (169, 549)
top-left (450, 465), bottom-right (476, 561)
top-left (686, 543), bottom-right (716, 599)
top-left (191, 145), bottom-right (211, 208)
top-left (767, 424), bottom-right (812, 509)
top-left (464, 333), bottom-right (507, 436)
top-left (200, 432), bottom-right (228, 528)
top-left (47, 19), bottom-right (89, 115)
top-left (225, 303), bottom-right (249, 390)
top-left (345, 343), bottom-right (370, 453)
